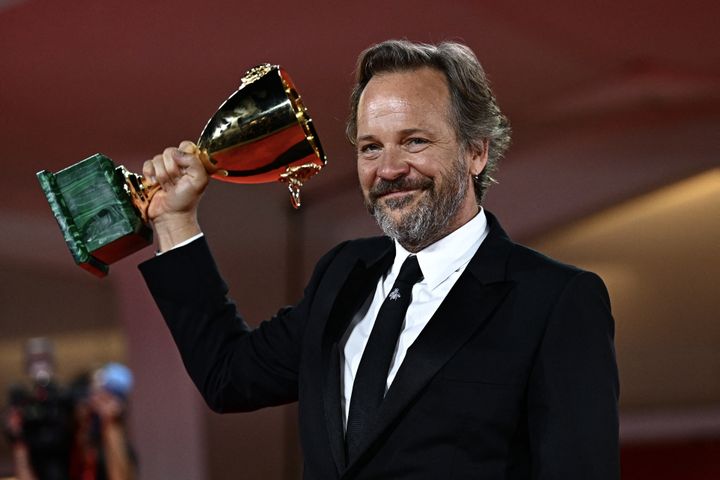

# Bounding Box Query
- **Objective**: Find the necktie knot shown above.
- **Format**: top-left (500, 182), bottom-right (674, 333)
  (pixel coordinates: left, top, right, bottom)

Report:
top-left (394, 255), bottom-right (423, 287)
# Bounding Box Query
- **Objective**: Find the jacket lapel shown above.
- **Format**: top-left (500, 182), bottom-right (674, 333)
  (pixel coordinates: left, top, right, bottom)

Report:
top-left (343, 211), bottom-right (516, 473)
top-left (319, 240), bottom-right (395, 474)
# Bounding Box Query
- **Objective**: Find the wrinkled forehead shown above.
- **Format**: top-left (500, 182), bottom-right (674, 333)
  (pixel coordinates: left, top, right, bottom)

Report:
top-left (356, 68), bottom-right (454, 134)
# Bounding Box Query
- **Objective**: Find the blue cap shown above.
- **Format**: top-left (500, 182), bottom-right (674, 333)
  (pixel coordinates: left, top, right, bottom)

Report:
top-left (99, 362), bottom-right (133, 398)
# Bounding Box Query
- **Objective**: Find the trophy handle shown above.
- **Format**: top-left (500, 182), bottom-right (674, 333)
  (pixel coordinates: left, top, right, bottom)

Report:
top-left (280, 162), bottom-right (324, 209)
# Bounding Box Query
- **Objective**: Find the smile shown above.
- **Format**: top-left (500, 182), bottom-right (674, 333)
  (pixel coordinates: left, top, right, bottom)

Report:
top-left (380, 189), bottom-right (418, 200)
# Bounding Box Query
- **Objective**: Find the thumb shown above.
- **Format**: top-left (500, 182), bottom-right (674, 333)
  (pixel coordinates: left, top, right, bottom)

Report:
top-left (176, 141), bottom-right (215, 175)
top-left (171, 145), bottom-right (204, 172)
top-left (178, 140), bottom-right (197, 154)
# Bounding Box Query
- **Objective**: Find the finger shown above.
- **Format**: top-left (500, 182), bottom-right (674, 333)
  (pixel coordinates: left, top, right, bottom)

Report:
top-left (172, 148), bottom-right (204, 173)
top-left (162, 147), bottom-right (182, 184)
top-left (152, 153), bottom-right (172, 187)
top-left (142, 159), bottom-right (157, 185)
top-left (178, 140), bottom-right (197, 154)
top-left (177, 141), bottom-right (209, 175)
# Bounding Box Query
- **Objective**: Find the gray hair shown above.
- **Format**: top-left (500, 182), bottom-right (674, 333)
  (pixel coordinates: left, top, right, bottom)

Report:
top-left (347, 39), bottom-right (512, 204)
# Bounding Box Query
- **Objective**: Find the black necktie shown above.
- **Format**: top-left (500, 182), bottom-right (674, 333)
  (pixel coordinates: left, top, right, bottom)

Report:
top-left (345, 254), bottom-right (424, 461)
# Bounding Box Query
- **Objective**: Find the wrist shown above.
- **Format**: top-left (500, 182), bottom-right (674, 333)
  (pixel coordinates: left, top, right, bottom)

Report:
top-left (152, 212), bottom-right (202, 252)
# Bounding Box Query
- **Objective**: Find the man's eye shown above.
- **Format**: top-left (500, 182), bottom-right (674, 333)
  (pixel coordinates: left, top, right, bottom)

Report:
top-left (359, 144), bottom-right (381, 154)
top-left (406, 138), bottom-right (430, 151)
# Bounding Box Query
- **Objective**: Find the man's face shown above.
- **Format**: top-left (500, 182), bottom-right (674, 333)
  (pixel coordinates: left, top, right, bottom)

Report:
top-left (355, 67), bottom-right (487, 251)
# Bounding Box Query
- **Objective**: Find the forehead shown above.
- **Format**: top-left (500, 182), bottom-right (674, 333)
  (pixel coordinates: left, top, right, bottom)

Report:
top-left (356, 67), bottom-right (453, 135)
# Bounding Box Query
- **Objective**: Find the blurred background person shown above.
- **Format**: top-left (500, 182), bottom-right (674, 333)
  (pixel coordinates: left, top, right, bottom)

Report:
top-left (3, 339), bottom-right (136, 480)
top-left (4, 338), bottom-right (74, 480)
top-left (68, 363), bottom-right (137, 480)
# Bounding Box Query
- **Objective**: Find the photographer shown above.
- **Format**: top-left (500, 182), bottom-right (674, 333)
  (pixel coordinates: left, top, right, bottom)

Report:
top-left (4, 338), bottom-right (74, 480)
top-left (68, 365), bottom-right (137, 480)
top-left (3, 339), bottom-right (136, 480)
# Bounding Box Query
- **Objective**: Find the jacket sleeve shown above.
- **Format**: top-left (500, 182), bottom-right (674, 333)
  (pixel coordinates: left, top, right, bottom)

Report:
top-left (139, 236), bottom-right (347, 413)
top-left (527, 271), bottom-right (620, 479)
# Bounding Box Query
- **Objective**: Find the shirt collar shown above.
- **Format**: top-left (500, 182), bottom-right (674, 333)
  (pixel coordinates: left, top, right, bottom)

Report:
top-left (392, 208), bottom-right (489, 291)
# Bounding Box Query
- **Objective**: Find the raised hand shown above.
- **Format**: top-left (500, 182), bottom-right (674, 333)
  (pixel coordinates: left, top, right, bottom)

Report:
top-left (142, 141), bottom-right (209, 251)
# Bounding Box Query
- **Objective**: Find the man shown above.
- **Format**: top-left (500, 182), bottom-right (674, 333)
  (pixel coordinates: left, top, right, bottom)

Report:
top-left (139, 40), bottom-right (620, 479)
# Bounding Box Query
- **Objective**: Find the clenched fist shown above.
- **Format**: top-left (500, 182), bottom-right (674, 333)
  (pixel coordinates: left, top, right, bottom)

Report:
top-left (143, 141), bottom-right (209, 252)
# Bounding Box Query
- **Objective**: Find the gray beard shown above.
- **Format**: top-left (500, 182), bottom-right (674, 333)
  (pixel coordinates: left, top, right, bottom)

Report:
top-left (367, 161), bottom-right (469, 252)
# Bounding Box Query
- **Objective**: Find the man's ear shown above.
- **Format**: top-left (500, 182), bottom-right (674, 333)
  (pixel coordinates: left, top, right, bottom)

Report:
top-left (468, 139), bottom-right (489, 176)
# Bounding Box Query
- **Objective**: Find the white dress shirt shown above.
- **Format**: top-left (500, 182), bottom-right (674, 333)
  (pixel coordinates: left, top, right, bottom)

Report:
top-left (158, 232), bottom-right (204, 254)
top-left (339, 208), bottom-right (490, 428)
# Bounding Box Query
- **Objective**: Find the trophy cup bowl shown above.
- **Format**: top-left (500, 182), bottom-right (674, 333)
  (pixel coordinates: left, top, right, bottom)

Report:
top-left (37, 64), bottom-right (327, 277)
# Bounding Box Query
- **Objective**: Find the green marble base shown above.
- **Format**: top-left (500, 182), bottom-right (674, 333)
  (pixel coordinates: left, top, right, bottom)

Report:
top-left (37, 154), bottom-right (152, 277)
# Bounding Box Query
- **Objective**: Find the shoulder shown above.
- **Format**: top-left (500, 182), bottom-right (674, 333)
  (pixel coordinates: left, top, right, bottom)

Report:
top-left (483, 211), bottom-right (601, 289)
top-left (306, 235), bottom-right (391, 282)
top-left (508, 242), bottom-right (584, 279)
top-left (317, 235), bottom-right (392, 265)
top-left (482, 211), bottom-right (588, 284)
top-left (505, 241), bottom-right (610, 308)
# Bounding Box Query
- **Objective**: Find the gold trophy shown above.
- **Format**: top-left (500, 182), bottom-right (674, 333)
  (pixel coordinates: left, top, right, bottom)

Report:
top-left (37, 64), bottom-right (327, 277)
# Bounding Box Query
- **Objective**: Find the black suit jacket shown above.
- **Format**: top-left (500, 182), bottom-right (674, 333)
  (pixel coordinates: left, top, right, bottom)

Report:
top-left (140, 212), bottom-right (619, 479)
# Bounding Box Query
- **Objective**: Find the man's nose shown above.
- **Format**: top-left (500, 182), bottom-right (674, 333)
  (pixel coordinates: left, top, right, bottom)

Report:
top-left (376, 148), bottom-right (410, 180)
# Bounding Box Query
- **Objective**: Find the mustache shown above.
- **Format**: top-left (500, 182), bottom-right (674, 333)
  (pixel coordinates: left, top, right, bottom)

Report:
top-left (369, 176), bottom-right (433, 202)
